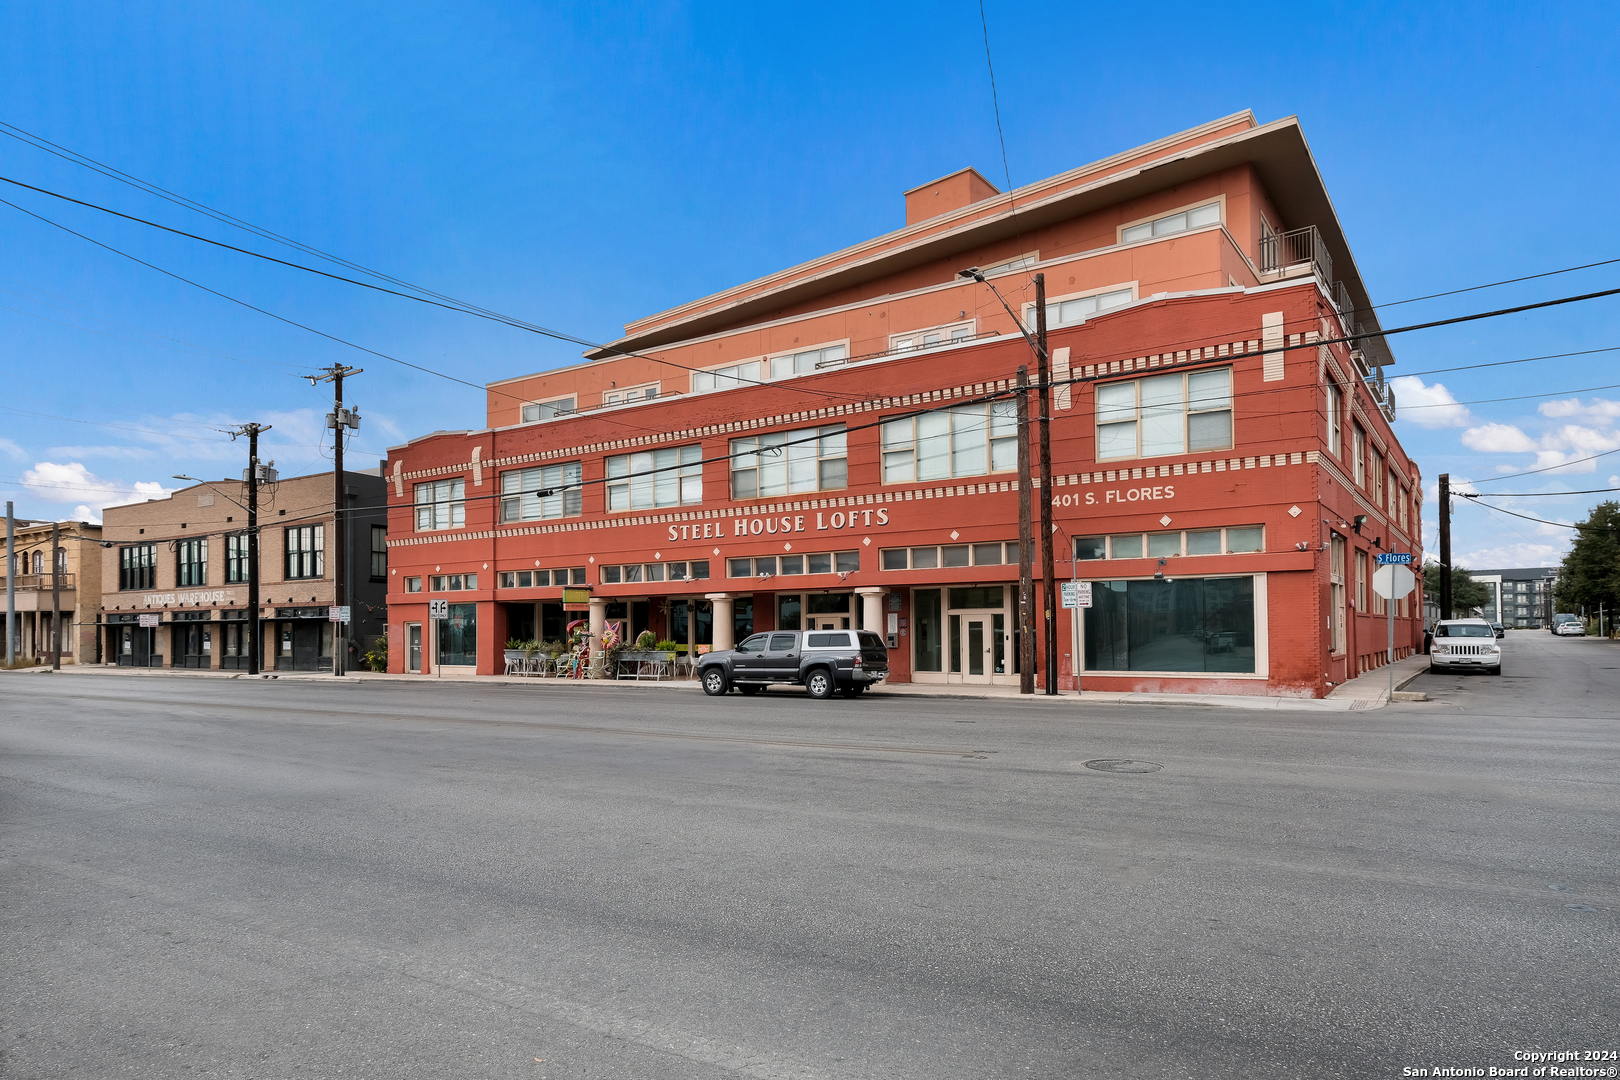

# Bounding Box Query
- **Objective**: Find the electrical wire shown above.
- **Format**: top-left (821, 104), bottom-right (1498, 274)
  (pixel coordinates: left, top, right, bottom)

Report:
top-left (1460, 499), bottom-right (1620, 533)
top-left (1458, 488), bottom-right (1620, 497)
top-left (1465, 445), bottom-right (1620, 484)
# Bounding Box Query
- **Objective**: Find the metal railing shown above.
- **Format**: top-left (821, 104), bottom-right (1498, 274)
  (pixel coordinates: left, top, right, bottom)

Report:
top-left (1259, 225), bottom-right (1333, 284)
top-left (0, 573), bottom-right (75, 590)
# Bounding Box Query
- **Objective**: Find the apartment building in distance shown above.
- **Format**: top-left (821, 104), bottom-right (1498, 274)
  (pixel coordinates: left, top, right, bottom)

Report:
top-left (97, 470), bottom-right (387, 671)
top-left (1473, 566), bottom-right (1558, 629)
top-left (383, 111), bottom-right (1424, 697)
top-left (3, 517), bottom-right (103, 664)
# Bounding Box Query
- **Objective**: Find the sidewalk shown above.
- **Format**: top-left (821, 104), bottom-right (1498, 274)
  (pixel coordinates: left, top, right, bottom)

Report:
top-left (11, 657), bottom-right (1434, 712)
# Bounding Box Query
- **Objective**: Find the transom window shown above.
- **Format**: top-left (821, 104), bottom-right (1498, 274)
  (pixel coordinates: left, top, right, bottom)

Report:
top-left (500, 462), bottom-right (583, 522)
top-left (414, 478), bottom-right (465, 531)
top-left (881, 541), bottom-right (1019, 570)
top-left (889, 321), bottom-right (974, 353)
top-left (284, 526), bottom-right (324, 580)
top-left (521, 397), bottom-right (575, 423)
top-left (731, 425), bottom-right (847, 499)
top-left (429, 573), bottom-right (477, 591)
top-left (882, 402), bottom-right (1018, 483)
top-left (119, 543), bottom-right (156, 591)
top-left (1076, 526), bottom-right (1262, 560)
top-left (1121, 202), bottom-right (1221, 244)
top-left (498, 567), bottom-right (592, 589)
top-left (769, 345), bottom-right (847, 379)
top-left (599, 559), bottom-right (711, 585)
top-left (1096, 368), bottom-right (1233, 461)
top-left (1034, 287), bottom-right (1133, 329)
top-left (606, 445), bottom-right (703, 511)
top-left (728, 551), bottom-right (859, 578)
top-left (177, 538), bottom-right (208, 587)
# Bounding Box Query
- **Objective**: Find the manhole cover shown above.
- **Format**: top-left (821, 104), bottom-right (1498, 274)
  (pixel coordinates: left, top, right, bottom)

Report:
top-left (1084, 759), bottom-right (1163, 774)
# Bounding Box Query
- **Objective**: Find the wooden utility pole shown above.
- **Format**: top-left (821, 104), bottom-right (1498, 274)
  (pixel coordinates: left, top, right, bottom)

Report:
top-left (1017, 366), bottom-right (1034, 693)
top-left (308, 366), bottom-right (362, 676)
top-left (1438, 472), bottom-right (1452, 620)
top-left (50, 521), bottom-right (61, 670)
top-left (234, 423), bottom-right (272, 676)
top-left (1034, 273), bottom-right (1056, 695)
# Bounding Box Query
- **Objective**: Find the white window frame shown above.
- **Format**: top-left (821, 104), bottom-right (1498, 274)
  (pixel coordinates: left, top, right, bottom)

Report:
top-left (981, 252), bottom-right (1039, 275)
top-left (603, 382), bottom-right (660, 407)
top-left (1025, 283), bottom-right (1136, 330)
top-left (500, 462), bottom-right (583, 523)
top-left (768, 342), bottom-right (848, 380)
top-left (730, 425), bottom-right (847, 500)
top-left (520, 396), bottom-right (576, 423)
top-left (692, 360), bottom-right (763, 394)
top-left (414, 478), bottom-right (465, 532)
top-left (881, 402), bottom-right (1018, 484)
top-left (1074, 526), bottom-right (1263, 561)
top-left (1095, 367), bottom-right (1234, 462)
top-left (889, 320), bottom-right (976, 354)
top-left (605, 445), bottom-right (703, 511)
top-left (1118, 196), bottom-right (1226, 245)
top-left (1325, 380), bottom-right (1343, 457)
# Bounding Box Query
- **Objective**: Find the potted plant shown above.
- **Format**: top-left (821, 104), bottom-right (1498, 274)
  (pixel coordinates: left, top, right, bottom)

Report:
top-left (504, 638), bottom-right (527, 666)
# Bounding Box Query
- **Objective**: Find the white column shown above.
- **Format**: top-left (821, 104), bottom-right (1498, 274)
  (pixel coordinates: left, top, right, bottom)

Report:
top-left (857, 587), bottom-right (886, 637)
top-left (706, 594), bottom-right (734, 651)
top-left (588, 597), bottom-right (607, 677)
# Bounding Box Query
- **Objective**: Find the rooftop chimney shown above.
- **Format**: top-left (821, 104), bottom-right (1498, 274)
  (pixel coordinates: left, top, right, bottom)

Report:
top-left (903, 167), bottom-right (1001, 226)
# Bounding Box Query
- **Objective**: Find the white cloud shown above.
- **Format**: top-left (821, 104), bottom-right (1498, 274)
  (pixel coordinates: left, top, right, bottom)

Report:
top-left (1539, 397), bottom-right (1620, 421)
top-left (0, 437), bottom-right (25, 461)
top-left (70, 505), bottom-right (103, 524)
top-left (21, 462), bottom-right (175, 511)
top-left (1392, 376), bottom-right (1473, 428)
top-left (1459, 541), bottom-right (1568, 569)
top-left (1609, 474), bottom-right (1619, 487)
top-left (1461, 422), bottom-right (1537, 453)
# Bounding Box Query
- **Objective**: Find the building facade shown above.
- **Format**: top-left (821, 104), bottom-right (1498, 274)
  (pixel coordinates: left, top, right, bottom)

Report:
top-left (97, 471), bottom-right (388, 671)
top-left (3, 517), bottom-right (103, 665)
top-left (1473, 567), bottom-right (1558, 628)
top-left (384, 111), bottom-right (1424, 697)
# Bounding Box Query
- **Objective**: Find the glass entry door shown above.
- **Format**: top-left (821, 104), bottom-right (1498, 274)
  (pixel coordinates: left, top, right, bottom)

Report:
top-left (952, 615), bottom-right (999, 683)
top-left (407, 623), bottom-right (422, 673)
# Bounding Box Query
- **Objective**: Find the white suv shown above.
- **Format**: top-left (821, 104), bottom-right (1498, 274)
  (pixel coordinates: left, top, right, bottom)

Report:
top-left (1430, 618), bottom-right (1503, 675)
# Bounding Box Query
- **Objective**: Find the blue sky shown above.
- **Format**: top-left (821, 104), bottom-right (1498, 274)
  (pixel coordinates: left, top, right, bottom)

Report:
top-left (2, 0), bottom-right (1618, 570)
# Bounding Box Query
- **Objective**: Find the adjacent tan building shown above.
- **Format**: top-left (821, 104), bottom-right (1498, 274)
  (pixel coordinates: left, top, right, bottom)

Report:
top-left (3, 517), bottom-right (104, 665)
top-left (97, 470), bottom-right (388, 671)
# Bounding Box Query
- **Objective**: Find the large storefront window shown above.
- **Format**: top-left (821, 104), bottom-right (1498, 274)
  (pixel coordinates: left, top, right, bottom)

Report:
top-left (437, 603), bottom-right (478, 667)
top-left (1084, 577), bottom-right (1255, 673)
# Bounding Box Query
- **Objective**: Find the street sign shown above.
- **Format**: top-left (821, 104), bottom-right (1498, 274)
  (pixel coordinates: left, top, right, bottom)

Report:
top-left (428, 599), bottom-right (449, 619)
top-left (329, 605), bottom-right (351, 623)
top-left (1061, 581), bottom-right (1093, 609)
top-left (138, 614), bottom-right (160, 628)
top-left (1372, 563), bottom-right (1416, 599)
top-left (1376, 552), bottom-right (1414, 565)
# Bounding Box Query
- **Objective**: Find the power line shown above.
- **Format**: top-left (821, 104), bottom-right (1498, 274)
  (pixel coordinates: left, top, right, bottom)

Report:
top-left (1467, 445), bottom-right (1620, 484)
top-left (1391, 345), bottom-right (1620, 381)
top-left (1459, 488), bottom-right (1620, 498)
top-left (1462, 499), bottom-right (1620, 533)
top-left (976, 0), bottom-right (1013, 194)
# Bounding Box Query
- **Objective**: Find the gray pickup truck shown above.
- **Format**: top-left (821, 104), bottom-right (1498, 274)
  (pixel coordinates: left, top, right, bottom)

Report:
top-left (698, 629), bottom-right (889, 699)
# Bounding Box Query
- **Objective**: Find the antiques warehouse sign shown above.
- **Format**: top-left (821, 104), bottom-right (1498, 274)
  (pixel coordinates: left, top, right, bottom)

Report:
top-left (142, 590), bottom-right (236, 607)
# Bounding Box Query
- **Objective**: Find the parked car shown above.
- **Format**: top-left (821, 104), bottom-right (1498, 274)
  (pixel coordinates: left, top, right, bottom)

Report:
top-left (1555, 620), bottom-right (1586, 636)
top-left (1551, 613), bottom-right (1582, 634)
top-left (1491, 622), bottom-right (1505, 638)
top-left (699, 629), bottom-right (889, 698)
top-left (1429, 618), bottom-right (1502, 675)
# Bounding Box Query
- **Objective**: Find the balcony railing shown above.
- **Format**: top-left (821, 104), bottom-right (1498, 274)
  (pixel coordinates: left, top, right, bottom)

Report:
top-left (0, 573), bottom-right (75, 590)
top-left (1259, 225), bottom-right (1333, 285)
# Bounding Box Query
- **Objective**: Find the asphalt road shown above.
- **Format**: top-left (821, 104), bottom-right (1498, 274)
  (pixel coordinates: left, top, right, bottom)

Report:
top-left (2, 634), bottom-right (1616, 1080)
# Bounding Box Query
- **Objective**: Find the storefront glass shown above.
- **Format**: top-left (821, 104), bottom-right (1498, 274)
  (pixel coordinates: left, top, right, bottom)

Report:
top-left (913, 589), bottom-right (943, 671)
top-left (778, 594), bottom-right (801, 630)
top-left (1084, 577), bottom-right (1255, 673)
top-left (437, 603), bottom-right (478, 666)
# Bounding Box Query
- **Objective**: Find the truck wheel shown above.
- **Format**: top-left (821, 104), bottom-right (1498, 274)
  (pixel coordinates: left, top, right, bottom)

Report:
top-left (805, 668), bottom-right (834, 699)
top-left (701, 668), bottom-right (728, 696)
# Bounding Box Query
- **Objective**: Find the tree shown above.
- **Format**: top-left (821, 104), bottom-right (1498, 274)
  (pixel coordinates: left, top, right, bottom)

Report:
top-left (1423, 560), bottom-right (1491, 615)
top-left (1554, 501), bottom-right (1620, 623)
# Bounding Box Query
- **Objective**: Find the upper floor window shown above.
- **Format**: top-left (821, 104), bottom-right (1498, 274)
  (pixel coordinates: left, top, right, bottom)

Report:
top-left (284, 525), bottom-right (324, 580)
top-left (500, 462), bottom-right (582, 522)
top-left (177, 538), bottom-right (208, 587)
top-left (1325, 381), bottom-right (1343, 456)
top-left (1035, 287), bottom-right (1133, 329)
top-left (226, 533), bottom-right (250, 584)
top-left (1121, 201), bottom-right (1221, 244)
top-left (882, 403), bottom-right (1018, 483)
top-left (415, 478), bottom-right (465, 532)
top-left (731, 425), bottom-right (847, 499)
top-left (521, 397), bottom-right (575, 423)
top-left (1353, 426), bottom-right (1367, 486)
top-left (606, 445), bottom-right (702, 511)
top-left (370, 525), bottom-right (387, 581)
top-left (1373, 453), bottom-right (1386, 506)
top-left (692, 361), bottom-right (761, 394)
top-left (890, 322), bottom-right (973, 353)
top-left (770, 345), bottom-right (847, 379)
top-left (119, 544), bottom-right (155, 591)
top-left (430, 573), bottom-right (476, 591)
top-left (1096, 368), bottom-right (1233, 461)
top-left (603, 383), bottom-right (659, 406)
top-left (983, 253), bottom-right (1038, 275)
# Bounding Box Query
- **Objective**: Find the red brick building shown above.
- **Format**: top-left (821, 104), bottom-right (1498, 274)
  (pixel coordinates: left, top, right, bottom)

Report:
top-left (384, 111), bottom-right (1422, 697)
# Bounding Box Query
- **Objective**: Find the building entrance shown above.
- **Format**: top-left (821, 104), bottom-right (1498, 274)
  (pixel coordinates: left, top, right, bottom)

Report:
top-left (407, 623), bottom-right (422, 673)
top-left (116, 625), bottom-right (160, 667)
top-left (911, 584), bottom-right (1017, 686)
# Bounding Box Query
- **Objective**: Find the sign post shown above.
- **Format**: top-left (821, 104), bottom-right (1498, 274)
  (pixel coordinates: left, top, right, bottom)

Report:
top-left (1373, 555), bottom-right (1416, 701)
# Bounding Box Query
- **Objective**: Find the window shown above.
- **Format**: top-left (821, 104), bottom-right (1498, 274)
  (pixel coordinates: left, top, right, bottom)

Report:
top-left (1083, 577), bottom-right (1255, 673)
top-left (1372, 452), bottom-right (1386, 506)
top-left (415, 478), bottom-right (465, 531)
top-left (500, 462), bottom-right (583, 522)
top-left (729, 551), bottom-right (857, 577)
top-left (603, 383), bottom-right (659, 406)
top-left (1325, 381), bottom-right (1343, 456)
top-left (597, 560), bottom-right (709, 585)
top-left (890, 321), bottom-right (974, 353)
top-left (731, 425), bottom-right (847, 499)
top-left (1353, 426), bottom-right (1367, 486)
top-left (1356, 549), bottom-right (1369, 612)
top-left (436, 603), bottom-right (477, 667)
top-left (495, 567), bottom-right (589, 588)
top-left (982, 253), bottom-right (1038, 275)
top-left (606, 445), bottom-right (702, 511)
top-left (882, 541), bottom-right (1017, 570)
top-left (1096, 368), bottom-right (1233, 461)
top-left (692, 361), bottom-right (762, 394)
top-left (226, 533), bottom-right (250, 584)
top-left (769, 344), bottom-right (847, 379)
top-left (404, 577), bottom-right (422, 593)
top-left (177, 538), bottom-right (207, 587)
top-left (284, 526), bottom-right (324, 580)
top-left (1076, 527), bottom-right (1262, 560)
top-left (1329, 534), bottom-right (1346, 654)
top-left (429, 573), bottom-right (477, 591)
top-left (1035, 287), bottom-right (1133, 329)
top-left (370, 525), bottom-right (387, 580)
top-left (119, 544), bottom-right (156, 591)
top-left (521, 397), bottom-right (575, 423)
top-left (881, 403), bottom-right (1018, 483)
top-left (1121, 202), bottom-right (1221, 244)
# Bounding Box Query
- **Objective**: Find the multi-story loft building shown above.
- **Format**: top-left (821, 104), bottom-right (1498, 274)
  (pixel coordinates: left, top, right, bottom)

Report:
top-left (1472, 566), bottom-right (1558, 629)
top-left (97, 470), bottom-right (388, 671)
top-left (384, 111), bottom-right (1424, 697)
top-left (3, 517), bottom-right (103, 665)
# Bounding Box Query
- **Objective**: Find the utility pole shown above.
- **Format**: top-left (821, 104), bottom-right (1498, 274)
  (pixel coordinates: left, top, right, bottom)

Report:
top-left (51, 521), bottom-right (61, 670)
top-left (308, 365), bottom-right (362, 676)
top-left (1017, 365), bottom-right (1035, 694)
top-left (1034, 273), bottom-right (1056, 695)
top-left (1438, 473), bottom-right (1452, 620)
top-left (231, 423), bottom-right (273, 676)
top-left (6, 501), bottom-right (14, 668)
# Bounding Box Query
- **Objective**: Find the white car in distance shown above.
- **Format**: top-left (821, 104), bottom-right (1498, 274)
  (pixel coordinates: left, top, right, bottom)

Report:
top-left (1429, 618), bottom-right (1503, 675)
